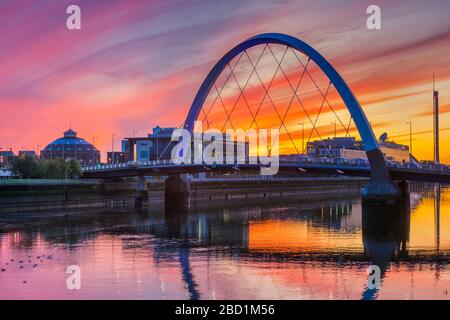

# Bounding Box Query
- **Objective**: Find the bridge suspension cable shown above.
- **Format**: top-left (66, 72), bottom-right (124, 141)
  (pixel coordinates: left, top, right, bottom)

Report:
top-left (195, 41), bottom-right (357, 159)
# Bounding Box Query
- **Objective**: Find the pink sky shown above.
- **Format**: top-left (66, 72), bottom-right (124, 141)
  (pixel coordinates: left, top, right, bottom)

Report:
top-left (0, 0), bottom-right (449, 162)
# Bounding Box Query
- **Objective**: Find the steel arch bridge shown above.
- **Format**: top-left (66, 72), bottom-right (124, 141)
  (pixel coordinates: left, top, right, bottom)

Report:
top-left (183, 33), bottom-right (399, 197)
top-left (82, 33), bottom-right (431, 198)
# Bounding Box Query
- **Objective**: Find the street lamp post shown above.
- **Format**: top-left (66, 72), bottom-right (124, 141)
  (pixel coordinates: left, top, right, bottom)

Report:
top-left (156, 135), bottom-right (159, 160)
top-left (92, 136), bottom-right (98, 164)
top-left (298, 122), bottom-right (304, 154)
top-left (331, 121), bottom-right (336, 138)
top-left (132, 130), bottom-right (139, 161)
top-left (406, 121), bottom-right (413, 157)
top-left (131, 130), bottom-right (138, 162)
top-left (111, 133), bottom-right (117, 164)
top-left (65, 158), bottom-right (68, 180)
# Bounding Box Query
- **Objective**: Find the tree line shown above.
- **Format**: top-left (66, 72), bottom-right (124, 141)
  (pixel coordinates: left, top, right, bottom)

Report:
top-left (11, 156), bottom-right (82, 179)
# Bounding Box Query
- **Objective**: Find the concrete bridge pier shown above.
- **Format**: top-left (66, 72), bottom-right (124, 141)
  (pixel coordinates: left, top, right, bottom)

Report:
top-left (165, 174), bottom-right (191, 212)
top-left (362, 149), bottom-right (402, 201)
top-left (134, 176), bottom-right (148, 209)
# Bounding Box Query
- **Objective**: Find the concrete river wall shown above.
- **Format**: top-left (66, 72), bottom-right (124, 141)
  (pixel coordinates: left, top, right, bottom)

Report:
top-left (0, 177), bottom-right (368, 214)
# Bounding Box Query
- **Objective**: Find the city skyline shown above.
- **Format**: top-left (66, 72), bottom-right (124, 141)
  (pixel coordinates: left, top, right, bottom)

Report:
top-left (1, 0), bottom-right (450, 162)
top-left (2, 1), bottom-right (450, 304)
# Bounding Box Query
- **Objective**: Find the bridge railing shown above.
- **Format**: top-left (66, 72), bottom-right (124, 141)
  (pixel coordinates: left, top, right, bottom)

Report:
top-left (81, 158), bottom-right (450, 173)
top-left (0, 179), bottom-right (103, 186)
top-left (82, 159), bottom-right (174, 172)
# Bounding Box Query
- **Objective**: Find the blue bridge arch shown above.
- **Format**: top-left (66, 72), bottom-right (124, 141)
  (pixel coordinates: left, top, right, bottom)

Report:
top-left (183, 33), bottom-right (399, 197)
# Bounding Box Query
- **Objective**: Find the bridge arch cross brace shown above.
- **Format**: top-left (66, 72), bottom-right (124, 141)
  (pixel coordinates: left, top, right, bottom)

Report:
top-left (184, 33), bottom-right (400, 197)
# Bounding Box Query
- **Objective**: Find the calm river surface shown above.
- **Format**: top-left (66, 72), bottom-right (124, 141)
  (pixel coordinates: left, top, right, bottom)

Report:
top-left (1, 184), bottom-right (450, 300)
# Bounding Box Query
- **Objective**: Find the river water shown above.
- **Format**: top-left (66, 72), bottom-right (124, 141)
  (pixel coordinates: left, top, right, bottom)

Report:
top-left (0, 184), bottom-right (449, 300)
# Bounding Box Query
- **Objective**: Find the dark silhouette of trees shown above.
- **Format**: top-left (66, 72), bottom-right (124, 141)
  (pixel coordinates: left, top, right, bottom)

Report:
top-left (12, 156), bottom-right (82, 179)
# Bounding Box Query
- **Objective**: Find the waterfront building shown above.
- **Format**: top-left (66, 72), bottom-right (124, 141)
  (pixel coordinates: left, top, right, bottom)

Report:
top-left (0, 168), bottom-right (15, 179)
top-left (379, 140), bottom-right (410, 163)
top-left (125, 126), bottom-right (175, 162)
top-left (121, 139), bottom-right (131, 161)
top-left (0, 149), bottom-right (15, 167)
top-left (18, 150), bottom-right (38, 160)
top-left (107, 151), bottom-right (127, 164)
top-left (306, 137), bottom-right (364, 158)
top-left (40, 128), bottom-right (100, 164)
top-left (306, 135), bottom-right (410, 163)
top-left (125, 126), bottom-right (249, 163)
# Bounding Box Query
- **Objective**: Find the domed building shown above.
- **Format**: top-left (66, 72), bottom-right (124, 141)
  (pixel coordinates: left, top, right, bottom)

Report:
top-left (40, 128), bottom-right (100, 164)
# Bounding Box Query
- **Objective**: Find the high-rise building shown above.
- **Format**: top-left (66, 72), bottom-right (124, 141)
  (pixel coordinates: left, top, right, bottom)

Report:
top-left (125, 126), bottom-right (176, 162)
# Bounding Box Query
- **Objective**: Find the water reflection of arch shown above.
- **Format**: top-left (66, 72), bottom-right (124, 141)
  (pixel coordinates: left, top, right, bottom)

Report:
top-left (156, 198), bottom-right (362, 299)
top-left (158, 197), bottom-right (360, 247)
top-left (161, 197), bottom-right (411, 300)
top-left (2, 195), bottom-right (416, 300)
top-left (6, 197), bottom-right (361, 251)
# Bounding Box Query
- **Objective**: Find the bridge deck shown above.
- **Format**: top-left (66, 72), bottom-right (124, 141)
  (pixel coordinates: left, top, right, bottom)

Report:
top-left (81, 162), bottom-right (450, 183)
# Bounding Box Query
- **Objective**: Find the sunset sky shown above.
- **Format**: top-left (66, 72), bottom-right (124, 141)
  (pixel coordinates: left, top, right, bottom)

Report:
top-left (0, 0), bottom-right (449, 162)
